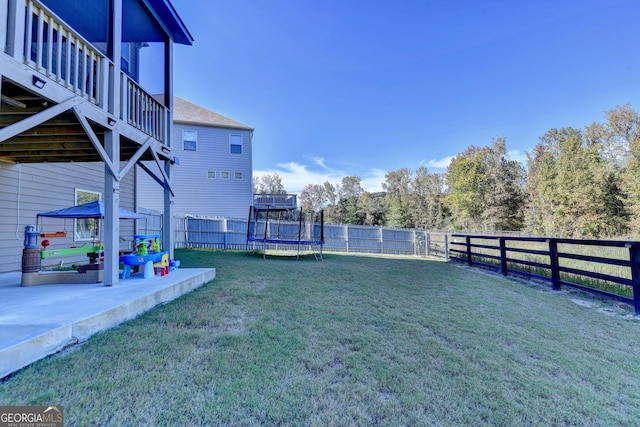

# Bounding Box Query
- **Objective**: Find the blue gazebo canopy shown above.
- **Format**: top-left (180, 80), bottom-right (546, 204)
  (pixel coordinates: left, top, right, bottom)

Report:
top-left (37, 201), bottom-right (145, 219)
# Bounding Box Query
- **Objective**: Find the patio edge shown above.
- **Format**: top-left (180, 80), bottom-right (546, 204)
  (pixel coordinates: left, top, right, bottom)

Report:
top-left (0, 268), bottom-right (216, 380)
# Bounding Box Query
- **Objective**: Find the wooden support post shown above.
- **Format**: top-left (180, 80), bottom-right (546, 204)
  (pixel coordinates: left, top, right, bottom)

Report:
top-left (628, 243), bottom-right (640, 315)
top-left (548, 238), bottom-right (561, 291)
top-left (444, 235), bottom-right (449, 261)
top-left (500, 237), bottom-right (508, 276)
top-left (104, 128), bottom-right (120, 287)
top-left (466, 235), bottom-right (472, 266)
top-left (163, 35), bottom-right (174, 260)
top-left (426, 233), bottom-right (431, 257)
top-left (103, 0), bottom-right (122, 286)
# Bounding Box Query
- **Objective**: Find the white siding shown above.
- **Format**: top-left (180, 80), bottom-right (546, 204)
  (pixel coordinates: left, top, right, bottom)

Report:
top-left (138, 123), bottom-right (253, 219)
top-left (0, 163), bottom-right (137, 273)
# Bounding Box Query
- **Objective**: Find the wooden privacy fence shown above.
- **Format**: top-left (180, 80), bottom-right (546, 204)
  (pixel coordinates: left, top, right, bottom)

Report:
top-left (449, 234), bottom-right (640, 314)
top-left (148, 215), bottom-right (451, 258)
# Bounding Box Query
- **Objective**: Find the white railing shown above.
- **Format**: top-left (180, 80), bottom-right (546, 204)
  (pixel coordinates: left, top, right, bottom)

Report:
top-left (253, 194), bottom-right (298, 209)
top-left (23, 0), bottom-right (104, 104)
top-left (123, 75), bottom-right (167, 142)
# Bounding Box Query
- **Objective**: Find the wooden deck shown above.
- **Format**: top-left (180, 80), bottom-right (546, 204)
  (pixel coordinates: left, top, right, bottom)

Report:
top-left (0, 0), bottom-right (172, 165)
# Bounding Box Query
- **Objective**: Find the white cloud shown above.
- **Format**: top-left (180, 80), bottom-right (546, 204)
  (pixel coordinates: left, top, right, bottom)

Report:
top-left (254, 163), bottom-right (388, 194)
top-left (312, 157), bottom-right (329, 170)
top-left (254, 162), bottom-right (342, 194)
top-left (360, 168), bottom-right (387, 193)
top-left (255, 149), bottom-right (532, 196)
top-left (425, 156), bottom-right (454, 170)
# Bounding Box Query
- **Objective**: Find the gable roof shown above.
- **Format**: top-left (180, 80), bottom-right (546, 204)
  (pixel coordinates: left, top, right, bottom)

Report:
top-left (155, 95), bottom-right (254, 131)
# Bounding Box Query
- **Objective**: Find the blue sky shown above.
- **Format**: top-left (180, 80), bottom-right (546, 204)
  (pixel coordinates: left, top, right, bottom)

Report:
top-left (141, 0), bottom-right (640, 193)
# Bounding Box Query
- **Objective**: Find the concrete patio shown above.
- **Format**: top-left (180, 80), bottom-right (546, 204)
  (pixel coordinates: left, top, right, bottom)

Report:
top-left (0, 266), bottom-right (216, 379)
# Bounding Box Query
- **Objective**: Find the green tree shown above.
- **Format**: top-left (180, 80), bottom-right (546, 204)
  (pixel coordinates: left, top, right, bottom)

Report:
top-left (253, 173), bottom-right (286, 194)
top-left (300, 183), bottom-right (326, 213)
top-left (359, 191), bottom-right (388, 226)
top-left (445, 139), bottom-right (525, 231)
top-left (383, 168), bottom-right (414, 228)
top-left (444, 146), bottom-right (490, 230)
top-left (334, 176), bottom-right (364, 224)
top-left (411, 166), bottom-right (447, 230)
top-left (600, 105), bottom-right (640, 234)
top-left (481, 138), bottom-right (526, 231)
top-left (300, 181), bottom-right (338, 215)
top-left (524, 143), bottom-right (558, 235)
top-left (584, 107), bottom-right (634, 236)
top-left (525, 128), bottom-right (610, 237)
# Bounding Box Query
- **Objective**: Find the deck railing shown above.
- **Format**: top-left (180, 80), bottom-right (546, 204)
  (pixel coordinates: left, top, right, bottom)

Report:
top-left (23, 0), bottom-right (104, 103)
top-left (252, 194), bottom-right (298, 209)
top-left (123, 75), bottom-right (166, 142)
top-left (5, 0), bottom-right (167, 143)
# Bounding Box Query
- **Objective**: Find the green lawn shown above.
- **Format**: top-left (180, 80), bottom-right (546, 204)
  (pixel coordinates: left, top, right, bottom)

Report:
top-left (2, 249), bottom-right (640, 426)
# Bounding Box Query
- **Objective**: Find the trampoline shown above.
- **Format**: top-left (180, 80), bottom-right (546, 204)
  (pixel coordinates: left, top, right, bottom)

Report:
top-left (246, 202), bottom-right (324, 260)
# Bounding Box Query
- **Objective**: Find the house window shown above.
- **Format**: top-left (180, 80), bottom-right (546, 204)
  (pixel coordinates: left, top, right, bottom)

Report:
top-left (230, 134), bottom-right (242, 154)
top-left (75, 189), bottom-right (101, 241)
top-left (207, 171), bottom-right (216, 179)
top-left (183, 130), bottom-right (197, 151)
top-left (234, 172), bottom-right (243, 180)
top-left (221, 171), bottom-right (230, 180)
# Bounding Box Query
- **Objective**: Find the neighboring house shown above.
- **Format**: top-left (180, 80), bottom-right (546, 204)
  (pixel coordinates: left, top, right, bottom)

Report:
top-left (137, 96), bottom-right (254, 219)
top-left (0, 0), bottom-right (193, 281)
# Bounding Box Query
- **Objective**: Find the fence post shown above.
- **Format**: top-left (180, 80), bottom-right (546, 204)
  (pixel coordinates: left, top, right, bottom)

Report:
top-left (426, 233), bottom-right (431, 257)
top-left (184, 216), bottom-right (189, 247)
top-left (412, 230), bottom-right (416, 256)
top-left (222, 218), bottom-right (228, 250)
top-left (628, 243), bottom-right (640, 315)
top-left (444, 235), bottom-right (449, 261)
top-left (548, 238), bottom-right (561, 291)
top-left (345, 225), bottom-right (349, 253)
top-left (466, 235), bottom-right (472, 266)
top-left (499, 237), bottom-right (508, 276)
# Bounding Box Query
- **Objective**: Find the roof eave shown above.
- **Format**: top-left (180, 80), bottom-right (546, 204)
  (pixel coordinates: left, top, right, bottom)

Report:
top-left (142, 0), bottom-right (194, 45)
top-left (173, 119), bottom-right (254, 131)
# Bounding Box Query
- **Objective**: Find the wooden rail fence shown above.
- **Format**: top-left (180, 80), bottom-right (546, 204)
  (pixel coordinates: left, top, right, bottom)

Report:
top-left (450, 234), bottom-right (640, 314)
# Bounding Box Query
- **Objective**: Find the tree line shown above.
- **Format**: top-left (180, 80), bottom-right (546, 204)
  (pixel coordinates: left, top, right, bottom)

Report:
top-left (253, 104), bottom-right (640, 238)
